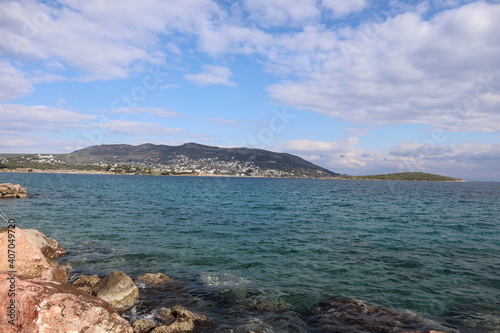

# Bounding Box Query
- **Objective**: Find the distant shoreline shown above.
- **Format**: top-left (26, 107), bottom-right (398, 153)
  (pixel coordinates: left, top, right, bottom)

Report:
top-left (0, 168), bottom-right (467, 182)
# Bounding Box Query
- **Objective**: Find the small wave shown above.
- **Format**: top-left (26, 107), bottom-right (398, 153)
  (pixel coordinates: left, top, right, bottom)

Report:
top-left (199, 272), bottom-right (251, 288)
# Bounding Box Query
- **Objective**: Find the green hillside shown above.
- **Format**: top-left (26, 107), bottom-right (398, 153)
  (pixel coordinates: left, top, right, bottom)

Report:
top-left (344, 172), bottom-right (464, 182)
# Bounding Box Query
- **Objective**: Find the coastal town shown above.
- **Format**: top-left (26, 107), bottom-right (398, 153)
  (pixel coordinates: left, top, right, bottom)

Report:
top-left (0, 153), bottom-right (307, 178)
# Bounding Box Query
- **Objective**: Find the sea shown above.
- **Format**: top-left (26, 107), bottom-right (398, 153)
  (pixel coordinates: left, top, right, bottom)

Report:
top-left (1, 173), bottom-right (499, 332)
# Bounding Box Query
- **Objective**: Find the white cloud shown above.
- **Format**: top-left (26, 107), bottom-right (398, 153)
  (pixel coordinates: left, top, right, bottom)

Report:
top-left (282, 137), bottom-right (359, 152)
top-left (243, 0), bottom-right (320, 27)
top-left (280, 138), bottom-right (500, 181)
top-left (184, 65), bottom-right (236, 87)
top-left (111, 107), bottom-right (181, 118)
top-left (266, 2), bottom-right (500, 132)
top-left (205, 118), bottom-right (240, 127)
top-left (0, 60), bottom-right (33, 100)
top-left (0, 104), bottom-right (184, 152)
top-left (198, 24), bottom-right (272, 55)
top-left (0, 104), bottom-right (96, 132)
top-left (321, 0), bottom-right (369, 17)
top-left (0, 133), bottom-right (86, 153)
top-left (101, 120), bottom-right (184, 136)
top-left (0, 0), bottom-right (221, 81)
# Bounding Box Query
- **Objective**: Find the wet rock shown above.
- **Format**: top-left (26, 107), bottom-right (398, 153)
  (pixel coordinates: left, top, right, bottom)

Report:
top-left (137, 272), bottom-right (172, 285)
top-left (90, 270), bottom-right (139, 314)
top-left (0, 183), bottom-right (27, 198)
top-left (0, 227), bottom-right (69, 283)
top-left (153, 305), bottom-right (209, 332)
top-left (133, 317), bottom-right (156, 333)
top-left (401, 331), bottom-right (446, 333)
top-left (151, 322), bottom-right (195, 332)
top-left (443, 306), bottom-right (500, 332)
top-left (231, 317), bottom-right (275, 333)
top-left (158, 305), bottom-right (208, 322)
top-left (0, 273), bottom-right (133, 333)
top-left (72, 274), bottom-right (101, 293)
top-left (306, 297), bottom-right (454, 333)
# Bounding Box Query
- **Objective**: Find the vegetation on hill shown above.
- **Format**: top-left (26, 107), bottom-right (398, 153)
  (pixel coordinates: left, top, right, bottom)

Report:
top-left (343, 172), bottom-right (463, 182)
top-left (68, 142), bottom-right (339, 178)
top-left (0, 143), bottom-right (340, 178)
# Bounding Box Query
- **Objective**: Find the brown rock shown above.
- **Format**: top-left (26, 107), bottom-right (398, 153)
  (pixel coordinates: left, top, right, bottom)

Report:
top-left (0, 183), bottom-right (27, 198)
top-left (133, 318), bottom-right (156, 333)
top-left (155, 305), bottom-right (208, 332)
top-left (160, 305), bottom-right (208, 322)
top-left (0, 273), bottom-right (133, 333)
top-left (90, 270), bottom-right (139, 314)
top-left (151, 321), bottom-right (195, 333)
top-left (307, 297), bottom-right (450, 333)
top-left (22, 229), bottom-right (65, 260)
top-left (401, 331), bottom-right (446, 333)
top-left (0, 184), bottom-right (10, 195)
top-left (0, 227), bottom-right (69, 283)
top-left (72, 274), bottom-right (101, 293)
top-left (136, 272), bottom-right (172, 285)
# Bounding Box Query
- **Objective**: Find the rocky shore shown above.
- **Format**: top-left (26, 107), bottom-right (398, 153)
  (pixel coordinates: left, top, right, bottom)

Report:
top-left (0, 228), bottom-right (462, 332)
top-left (0, 183), bottom-right (27, 198)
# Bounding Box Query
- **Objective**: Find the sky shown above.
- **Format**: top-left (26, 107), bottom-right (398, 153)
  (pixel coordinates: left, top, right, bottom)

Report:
top-left (1, 0), bottom-right (499, 181)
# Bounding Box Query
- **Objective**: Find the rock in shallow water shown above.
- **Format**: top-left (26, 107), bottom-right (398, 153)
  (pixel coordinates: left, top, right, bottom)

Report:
top-left (0, 274), bottom-right (133, 333)
top-left (136, 272), bottom-right (172, 286)
top-left (131, 305), bottom-right (210, 333)
top-left (0, 183), bottom-right (27, 198)
top-left (90, 270), bottom-right (139, 314)
top-left (306, 297), bottom-right (453, 333)
top-left (132, 317), bottom-right (156, 333)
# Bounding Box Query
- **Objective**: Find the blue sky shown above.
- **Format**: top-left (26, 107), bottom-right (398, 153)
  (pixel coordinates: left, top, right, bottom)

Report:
top-left (1, 0), bottom-right (499, 181)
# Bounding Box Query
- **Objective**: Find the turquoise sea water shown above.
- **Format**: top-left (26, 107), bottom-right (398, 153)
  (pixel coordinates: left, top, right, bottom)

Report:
top-left (1, 173), bottom-right (499, 332)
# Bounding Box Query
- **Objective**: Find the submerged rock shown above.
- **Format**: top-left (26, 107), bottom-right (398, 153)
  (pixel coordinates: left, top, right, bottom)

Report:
top-left (0, 273), bottom-right (133, 333)
top-left (136, 272), bottom-right (172, 285)
top-left (90, 270), bottom-right (139, 314)
top-left (306, 297), bottom-right (454, 333)
top-left (130, 305), bottom-right (210, 333)
top-left (133, 317), bottom-right (156, 333)
top-left (154, 305), bottom-right (209, 332)
top-left (442, 306), bottom-right (500, 333)
top-left (0, 227), bottom-right (70, 283)
top-left (0, 183), bottom-right (27, 198)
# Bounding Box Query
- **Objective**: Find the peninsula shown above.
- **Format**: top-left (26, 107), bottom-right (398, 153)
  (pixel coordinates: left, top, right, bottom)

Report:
top-left (343, 172), bottom-right (464, 182)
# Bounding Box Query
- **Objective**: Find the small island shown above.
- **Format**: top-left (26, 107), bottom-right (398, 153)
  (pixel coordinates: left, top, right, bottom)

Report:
top-left (342, 172), bottom-right (465, 182)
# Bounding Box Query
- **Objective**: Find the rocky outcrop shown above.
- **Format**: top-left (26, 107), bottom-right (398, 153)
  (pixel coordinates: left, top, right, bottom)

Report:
top-left (90, 270), bottom-right (139, 314)
top-left (0, 183), bottom-right (27, 198)
top-left (306, 297), bottom-right (452, 333)
top-left (131, 305), bottom-right (210, 333)
top-left (136, 272), bottom-right (172, 285)
top-left (21, 228), bottom-right (65, 260)
top-left (0, 274), bottom-right (133, 333)
top-left (0, 227), bottom-right (69, 283)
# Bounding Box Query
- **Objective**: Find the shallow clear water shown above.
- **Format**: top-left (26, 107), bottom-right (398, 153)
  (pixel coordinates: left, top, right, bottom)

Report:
top-left (1, 173), bottom-right (499, 331)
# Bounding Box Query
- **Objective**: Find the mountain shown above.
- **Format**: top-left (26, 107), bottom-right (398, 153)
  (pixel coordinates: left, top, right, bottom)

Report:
top-left (69, 142), bottom-right (339, 178)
